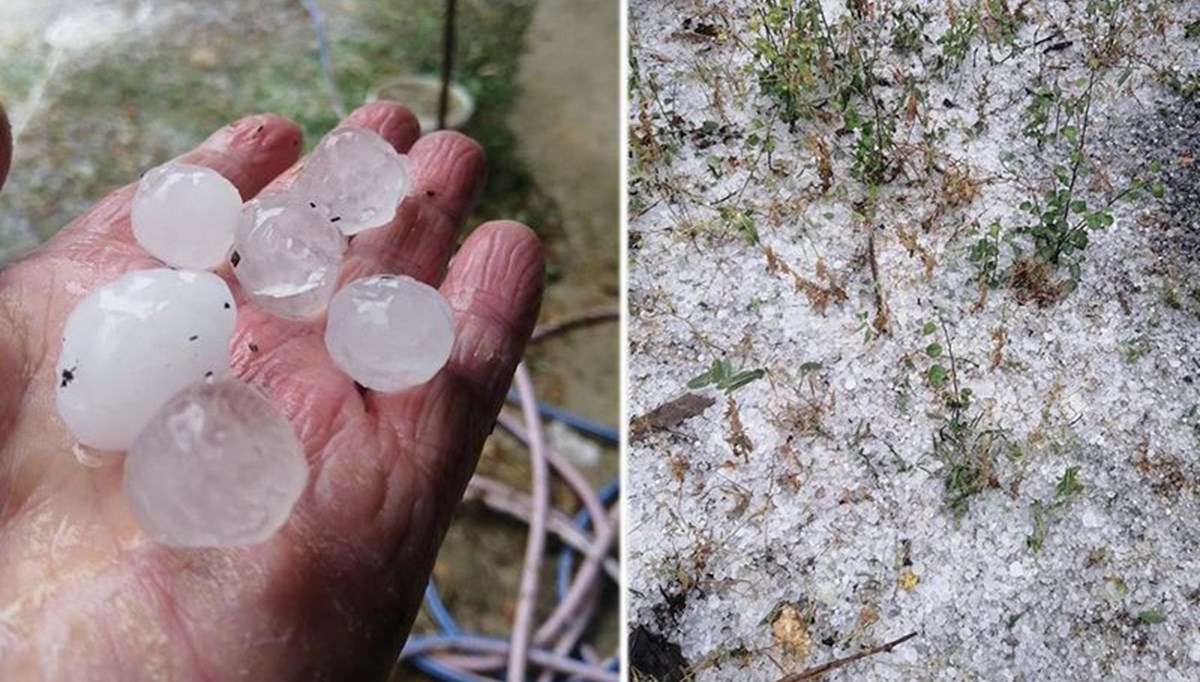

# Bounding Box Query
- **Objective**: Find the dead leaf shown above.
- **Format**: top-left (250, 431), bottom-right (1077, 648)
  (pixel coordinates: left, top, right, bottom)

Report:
top-left (630, 392), bottom-right (716, 442)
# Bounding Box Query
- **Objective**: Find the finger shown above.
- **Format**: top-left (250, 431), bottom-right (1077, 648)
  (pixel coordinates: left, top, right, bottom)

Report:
top-left (0, 102), bottom-right (11, 193)
top-left (339, 99), bottom-right (423, 148)
top-left (370, 220), bottom-right (544, 502)
top-left (205, 102), bottom-right (420, 286)
top-left (49, 113), bottom-right (303, 249)
top-left (176, 114), bottom-right (304, 200)
top-left (338, 131), bottom-right (486, 286)
top-left (254, 101), bottom-right (421, 198)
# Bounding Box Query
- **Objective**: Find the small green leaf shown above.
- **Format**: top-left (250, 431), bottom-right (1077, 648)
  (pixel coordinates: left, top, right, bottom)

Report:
top-left (1151, 182), bottom-right (1164, 198)
top-left (1137, 609), bottom-right (1166, 625)
top-left (1054, 466), bottom-right (1083, 498)
top-left (925, 343), bottom-right (943, 358)
top-left (720, 369), bottom-right (766, 394)
top-left (687, 371), bottom-right (715, 389)
top-left (799, 361), bottom-right (823, 373)
top-left (921, 321), bottom-right (938, 335)
top-left (929, 364), bottom-right (947, 388)
top-left (716, 358), bottom-right (733, 380)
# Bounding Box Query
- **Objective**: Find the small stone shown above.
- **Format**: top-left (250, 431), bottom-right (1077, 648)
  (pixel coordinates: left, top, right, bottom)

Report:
top-left (292, 127), bottom-right (410, 235)
top-left (56, 269), bottom-right (237, 451)
top-left (324, 274), bottom-right (454, 392)
top-left (124, 378), bottom-right (308, 547)
top-left (132, 162), bottom-right (242, 270)
top-left (234, 195), bottom-right (347, 319)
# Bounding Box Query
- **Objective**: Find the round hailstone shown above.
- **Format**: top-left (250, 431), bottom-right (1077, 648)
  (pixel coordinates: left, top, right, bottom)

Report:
top-left (292, 127), bottom-right (410, 236)
top-left (56, 269), bottom-right (237, 451)
top-left (324, 274), bottom-right (454, 392)
top-left (124, 378), bottom-right (309, 548)
top-left (132, 161), bottom-right (242, 270)
top-left (233, 195), bottom-right (347, 319)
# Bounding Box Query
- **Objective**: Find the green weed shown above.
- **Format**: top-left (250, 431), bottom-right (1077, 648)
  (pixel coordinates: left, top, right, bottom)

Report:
top-left (970, 2), bottom-right (1163, 290)
top-left (688, 358), bottom-right (766, 395)
top-left (749, 0), bottom-right (842, 126)
top-left (922, 319), bottom-right (1014, 519)
top-left (937, 2), bottom-right (980, 75)
top-left (1027, 466), bottom-right (1085, 551)
top-left (967, 220), bottom-right (1020, 289)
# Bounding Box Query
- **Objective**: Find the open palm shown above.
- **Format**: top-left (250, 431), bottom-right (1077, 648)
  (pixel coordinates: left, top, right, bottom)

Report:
top-left (0, 102), bottom-right (544, 680)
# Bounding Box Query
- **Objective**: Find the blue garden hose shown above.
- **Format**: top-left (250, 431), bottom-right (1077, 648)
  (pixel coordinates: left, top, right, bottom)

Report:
top-left (505, 390), bottom-right (621, 444)
top-left (411, 402), bottom-right (619, 681)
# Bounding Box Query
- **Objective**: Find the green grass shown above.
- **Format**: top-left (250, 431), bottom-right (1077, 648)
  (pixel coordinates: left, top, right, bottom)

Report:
top-left (6, 0), bottom-right (551, 245)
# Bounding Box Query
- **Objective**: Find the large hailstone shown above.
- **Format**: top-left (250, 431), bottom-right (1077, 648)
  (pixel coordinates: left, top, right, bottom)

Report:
top-left (324, 274), bottom-right (454, 392)
top-left (291, 127), bottom-right (410, 236)
top-left (131, 162), bottom-right (242, 270)
top-left (56, 269), bottom-right (237, 451)
top-left (124, 378), bottom-right (309, 547)
top-left (233, 195), bottom-right (347, 319)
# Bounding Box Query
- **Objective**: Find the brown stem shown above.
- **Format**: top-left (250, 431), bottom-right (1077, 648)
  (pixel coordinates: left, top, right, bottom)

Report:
top-left (774, 631), bottom-right (918, 682)
top-left (867, 228), bottom-right (889, 335)
top-left (438, 0), bottom-right (458, 130)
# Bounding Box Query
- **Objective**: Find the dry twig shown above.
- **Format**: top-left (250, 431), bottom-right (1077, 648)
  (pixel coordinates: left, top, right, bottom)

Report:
top-left (773, 631), bottom-right (918, 682)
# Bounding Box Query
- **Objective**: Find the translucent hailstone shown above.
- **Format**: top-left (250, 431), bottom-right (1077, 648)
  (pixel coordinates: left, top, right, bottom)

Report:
top-left (124, 378), bottom-right (308, 547)
top-left (132, 161), bottom-right (242, 269)
top-left (56, 269), bottom-right (237, 451)
top-left (292, 127), bottom-right (410, 236)
top-left (233, 195), bottom-right (347, 319)
top-left (324, 274), bottom-right (454, 392)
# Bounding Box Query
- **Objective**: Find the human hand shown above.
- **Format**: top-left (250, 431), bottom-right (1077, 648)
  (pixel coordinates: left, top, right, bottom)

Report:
top-left (0, 102), bottom-right (544, 680)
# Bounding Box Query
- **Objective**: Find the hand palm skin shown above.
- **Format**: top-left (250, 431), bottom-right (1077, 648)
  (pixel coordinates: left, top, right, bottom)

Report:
top-left (0, 103), bottom-right (544, 680)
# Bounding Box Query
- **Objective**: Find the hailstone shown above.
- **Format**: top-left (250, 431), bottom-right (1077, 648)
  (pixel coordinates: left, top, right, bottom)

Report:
top-left (233, 195), bottom-right (347, 319)
top-left (124, 378), bottom-right (308, 547)
top-left (56, 269), bottom-right (236, 451)
top-left (131, 162), bottom-right (242, 270)
top-left (324, 274), bottom-right (454, 392)
top-left (291, 127), bottom-right (410, 236)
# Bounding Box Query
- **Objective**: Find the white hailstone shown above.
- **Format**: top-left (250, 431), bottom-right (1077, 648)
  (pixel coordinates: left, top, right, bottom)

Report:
top-left (324, 274), bottom-right (454, 392)
top-left (292, 127), bottom-right (410, 236)
top-left (56, 269), bottom-right (236, 451)
top-left (132, 162), bottom-right (242, 270)
top-left (233, 195), bottom-right (347, 319)
top-left (124, 378), bottom-right (308, 548)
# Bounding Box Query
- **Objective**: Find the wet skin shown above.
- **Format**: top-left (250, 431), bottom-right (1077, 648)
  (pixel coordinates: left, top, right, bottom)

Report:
top-left (0, 101), bottom-right (544, 680)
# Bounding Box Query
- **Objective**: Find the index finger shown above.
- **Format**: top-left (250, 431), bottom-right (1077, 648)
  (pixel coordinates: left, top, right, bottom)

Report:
top-left (46, 113), bottom-right (303, 251)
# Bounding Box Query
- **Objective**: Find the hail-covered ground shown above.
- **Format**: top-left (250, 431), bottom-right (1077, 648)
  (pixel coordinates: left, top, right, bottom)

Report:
top-left (627, 1), bottom-right (1200, 680)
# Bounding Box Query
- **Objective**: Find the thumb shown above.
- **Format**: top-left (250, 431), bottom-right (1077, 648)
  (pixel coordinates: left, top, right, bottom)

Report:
top-left (0, 102), bottom-right (10, 193)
